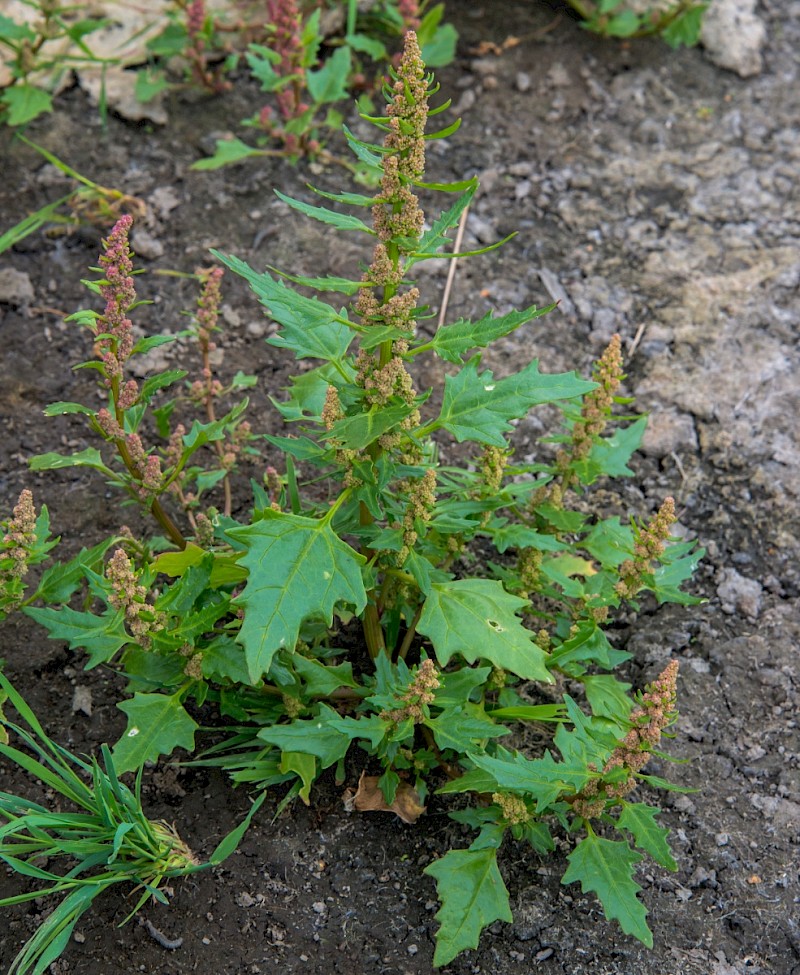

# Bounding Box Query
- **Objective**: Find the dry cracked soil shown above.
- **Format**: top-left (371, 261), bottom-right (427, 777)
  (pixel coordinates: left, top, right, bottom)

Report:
top-left (0, 2), bottom-right (798, 974)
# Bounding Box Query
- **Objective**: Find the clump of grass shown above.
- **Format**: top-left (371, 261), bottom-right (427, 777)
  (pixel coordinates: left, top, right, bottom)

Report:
top-left (0, 673), bottom-right (262, 975)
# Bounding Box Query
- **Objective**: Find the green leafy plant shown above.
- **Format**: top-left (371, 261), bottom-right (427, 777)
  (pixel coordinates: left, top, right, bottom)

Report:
top-left (0, 673), bottom-right (264, 975)
top-left (565, 0), bottom-right (707, 45)
top-left (6, 29), bottom-right (703, 966)
top-left (134, 0), bottom-right (241, 105)
top-left (0, 137), bottom-right (145, 257)
top-left (193, 0), bottom-right (457, 170)
top-left (0, 0), bottom-right (114, 126)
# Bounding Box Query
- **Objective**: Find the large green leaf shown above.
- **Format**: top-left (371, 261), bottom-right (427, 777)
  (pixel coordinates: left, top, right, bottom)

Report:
top-left (228, 511), bottom-right (366, 681)
top-left (431, 359), bottom-right (595, 446)
top-left (467, 748), bottom-right (570, 811)
top-left (417, 580), bottom-right (552, 682)
top-left (582, 516), bottom-right (634, 568)
top-left (24, 606), bottom-right (128, 668)
top-left (258, 706), bottom-right (351, 767)
top-left (293, 656), bottom-right (360, 695)
top-left (561, 834), bottom-right (652, 946)
top-left (32, 538), bottom-right (115, 604)
top-left (653, 543), bottom-right (705, 605)
top-left (422, 305), bottom-right (553, 364)
top-left (616, 802), bottom-right (677, 871)
top-left (582, 674), bottom-right (632, 724)
top-left (424, 704), bottom-right (509, 753)
top-left (424, 847), bottom-right (512, 967)
top-left (213, 251), bottom-right (353, 363)
top-left (112, 692), bottom-right (199, 772)
top-left (325, 402), bottom-right (417, 450)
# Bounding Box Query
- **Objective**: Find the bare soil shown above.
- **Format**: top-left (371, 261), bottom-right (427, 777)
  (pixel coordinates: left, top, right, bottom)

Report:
top-left (1, 2), bottom-right (798, 974)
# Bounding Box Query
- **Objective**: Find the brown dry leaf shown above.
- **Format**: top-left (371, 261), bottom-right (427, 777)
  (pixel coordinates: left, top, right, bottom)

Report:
top-left (468, 36), bottom-right (521, 57)
top-left (352, 772), bottom-right (426, 824)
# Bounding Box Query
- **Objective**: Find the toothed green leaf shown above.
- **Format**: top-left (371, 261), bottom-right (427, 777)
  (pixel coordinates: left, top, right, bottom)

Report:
top-left (424, 846), bottom-right (512, 966)
top-left (616, 803), bottom-right (677, 871)
top-left (227, 511), bottom-right (366, 681)
top-left (274, 189), bottom-right (373, 233)
top-left (432, 359), bottom-right (596, 446)
top-left (214, 251), bottom-right (353, 363)
top-left (561, 834), bottom-right (652, 946)
top-left (423, 305), bottom-right (554, 363)
top-left (112, 692), bottom-right (199, 772)
top-left (417, 579), bottom-right (552, 682)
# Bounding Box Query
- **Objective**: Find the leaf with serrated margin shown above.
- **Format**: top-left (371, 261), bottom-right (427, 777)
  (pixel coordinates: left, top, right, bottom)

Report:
top-left (112, 692), bottom-right (198, 772)
top-left (561, 834), bottom-right (652, 946)
top-left (467, 748), bottom-right (570, 811)
top-left (270, 268), bottom-right (365, 294)
top-left (653, 543), bottom-right (705, 605)
top-left (213, 251), bottom-right (353, 363)
top-left (423, 305), bottom-right (553, 364)
top-left (582, 674), bottom-right (632, 724)
top-left (425, 704), bottom-right (509, 753)
top-left (293, 657), bottom-right (360, 695)
top-left (425, 847), bottom-right (512, 966)
top-left (616, 803), bottom-right (677, 870)
top-left (325, 402), bottom-right (416, 450)
top-left (310, 187), bottom-right (377, 206)
top-left (408, 184), bottom-right (476, 267)
top-left (432, 359), bottom-right (596, 446)
top-left (274, 189), bottom-right (373, 233)
top-left (488, 523), bottom-right (567, 555)
top-left (582, 516), bottom-right (634, 568)
top-left (417, 579), bottom-right (552, 682)
top-left (258, 705), bottom-right (351, 767)
top-left (29, 448), bottom-right (112, 474)
top-left (573, 416), bottom-right (648, 484)
top-left (32, 537), bottom-right (115, 604)
top-left (227, 511), bottom-right (366, 681)
top-left (24, 606), bottom-right (128, 668)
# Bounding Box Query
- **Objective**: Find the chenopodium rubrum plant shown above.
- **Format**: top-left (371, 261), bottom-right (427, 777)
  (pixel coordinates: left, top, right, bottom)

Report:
top-left (22, 31), bottom-right (703, 966)
top-left (205, 31), bottom-right (701, 962)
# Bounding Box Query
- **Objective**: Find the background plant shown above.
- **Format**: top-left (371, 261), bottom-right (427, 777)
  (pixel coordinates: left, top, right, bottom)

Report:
top-left (564, 0), bottom-right (707, 45)
top-left (4, 29), bottom-right (702, 967)
top-left (0, 137), bottom-right (145, 257)
top-left (0, 674), bottom-right (264, 975)
top-left (193, 0), bottom-right (456, 169)
top-left (0, 0), bottom-right (114, 125)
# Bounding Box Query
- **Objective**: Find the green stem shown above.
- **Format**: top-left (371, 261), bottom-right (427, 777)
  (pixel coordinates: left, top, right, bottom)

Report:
top-left (397, 603), bottom-right (423, 660)
top-left (363, 602), bottom-right (386, 659)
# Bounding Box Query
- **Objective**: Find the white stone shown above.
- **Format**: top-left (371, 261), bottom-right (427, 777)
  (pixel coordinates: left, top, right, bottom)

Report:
top-left (716, 568), bottom-right (763, 618)
top-left (701, 0), bottom-right (767, 78)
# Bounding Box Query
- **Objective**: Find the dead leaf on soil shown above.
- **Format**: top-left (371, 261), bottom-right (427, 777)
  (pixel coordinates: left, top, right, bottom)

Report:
top-left (468, 36), bottom-right (521, 57)
top-left (350, 772), bottom-right (425, 824)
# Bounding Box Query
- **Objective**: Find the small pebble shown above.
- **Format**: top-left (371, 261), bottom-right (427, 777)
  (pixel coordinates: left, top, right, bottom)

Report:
top-left (516, 72), bottom-right (531, 92)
